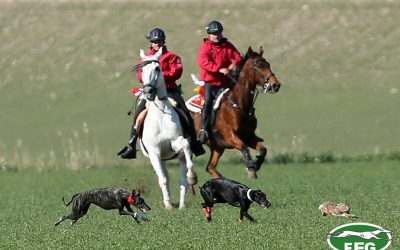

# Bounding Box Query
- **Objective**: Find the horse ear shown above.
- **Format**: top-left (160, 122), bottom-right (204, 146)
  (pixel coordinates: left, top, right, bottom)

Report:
top-left (137, 188), bottom-right (141, 196)
top-left (140, 49), bottom-right (146, 60)
top-left (246, 46), bottom-right (254, 57)
top-left (132, 189), bottom-right (136, 195)
top-left (259, 46), bottom-right (264, 56)
top-left (154, 47), bottom-right (163, 60)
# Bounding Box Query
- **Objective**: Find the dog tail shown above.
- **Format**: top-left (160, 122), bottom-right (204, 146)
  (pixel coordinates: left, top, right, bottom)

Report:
top-left (62, 194), bottom-right (78, 206)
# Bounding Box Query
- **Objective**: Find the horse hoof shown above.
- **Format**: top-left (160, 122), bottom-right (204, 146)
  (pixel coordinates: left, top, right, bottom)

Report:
top-left (247, 169), bottom-right (258, 179)
top-left (187, 175), bottom-right (198, 186)
top-left (179, 205), bottom-right (185, 210)
top-left (164, 203), bottom-right (173, 210)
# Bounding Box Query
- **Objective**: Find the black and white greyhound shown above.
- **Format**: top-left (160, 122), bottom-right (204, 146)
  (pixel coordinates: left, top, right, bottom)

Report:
top-left (200, 178), bottom-right (271, 223)
top-left (55, 188), bottom-right (151, 229)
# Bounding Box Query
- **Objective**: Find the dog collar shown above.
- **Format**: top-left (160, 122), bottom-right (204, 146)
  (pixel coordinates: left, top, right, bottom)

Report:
top-left (128, 194), bottom-right (135, 205)
top-left (247, 189), bottom-right (253, 202)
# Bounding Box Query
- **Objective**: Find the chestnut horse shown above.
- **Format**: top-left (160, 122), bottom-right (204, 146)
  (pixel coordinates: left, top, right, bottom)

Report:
top-left (189, 46), bottom-right (281, 179)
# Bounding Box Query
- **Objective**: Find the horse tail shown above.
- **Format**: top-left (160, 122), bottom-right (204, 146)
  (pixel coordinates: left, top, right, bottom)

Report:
top-left (63, 194), bottom-right (78, 206)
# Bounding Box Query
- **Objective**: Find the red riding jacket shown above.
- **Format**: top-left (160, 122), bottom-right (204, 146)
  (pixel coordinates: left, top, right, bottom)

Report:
top-left (197, 37), bottom-right (242, 87)
top-left (137, 46), bottom-right (183, 89)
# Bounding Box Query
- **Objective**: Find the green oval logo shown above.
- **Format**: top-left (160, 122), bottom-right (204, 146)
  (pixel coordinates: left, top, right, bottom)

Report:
top-left (327, 223), bottom-right (392, 250)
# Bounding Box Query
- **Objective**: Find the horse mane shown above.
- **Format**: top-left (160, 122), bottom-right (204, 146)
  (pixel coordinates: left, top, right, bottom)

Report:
top-left (226, 46), bottom-right (261, 88)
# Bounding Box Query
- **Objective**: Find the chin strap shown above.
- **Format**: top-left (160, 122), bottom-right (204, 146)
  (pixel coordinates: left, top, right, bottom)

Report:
top-left (246, 189), bottom-right (253, 202)
top-left (128, 194), bottom-right (135, 205)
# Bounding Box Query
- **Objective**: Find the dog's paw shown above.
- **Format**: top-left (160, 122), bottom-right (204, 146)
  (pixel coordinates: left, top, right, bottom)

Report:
top-left (135, 213), bottom-right (150, 222)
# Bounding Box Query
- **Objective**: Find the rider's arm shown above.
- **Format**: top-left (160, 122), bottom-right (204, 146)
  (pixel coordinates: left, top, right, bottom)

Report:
top-left (162, 53), bottom-right (183, 83)
top-left (197, 43), bottom-right (220, 73)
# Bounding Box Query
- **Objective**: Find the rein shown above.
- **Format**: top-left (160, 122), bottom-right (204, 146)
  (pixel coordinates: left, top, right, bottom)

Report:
top-left (131, 60), bottom-right (160, 72)
top-left (227, 59), bottom-right (272, 116)
top-left (226, 74), bottom-right (259, 116)
top-left (140, 60), bottom-right (169, 102)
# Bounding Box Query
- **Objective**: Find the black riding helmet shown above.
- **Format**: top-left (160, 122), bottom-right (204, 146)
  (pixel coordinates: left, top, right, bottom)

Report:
top-left (147, 28), bottom-right (166, 42)
top-left (206, 20), bottom-right (223, 34)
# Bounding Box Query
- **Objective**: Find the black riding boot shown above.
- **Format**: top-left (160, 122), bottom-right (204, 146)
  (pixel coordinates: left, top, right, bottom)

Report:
top-left (117, 128), bottom-right (138, 159)
top-left (198, 112), bottom-right (210, 144)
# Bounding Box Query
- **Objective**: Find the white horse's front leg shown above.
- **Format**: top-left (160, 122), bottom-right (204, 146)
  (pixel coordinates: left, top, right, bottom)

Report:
top-left (148, 153), bottom-right (172, 209)
top-left (179, 157), bottom-right (188, 209)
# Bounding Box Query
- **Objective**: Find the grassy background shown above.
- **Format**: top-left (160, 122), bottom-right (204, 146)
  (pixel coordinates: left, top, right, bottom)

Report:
top-left (1, 160), bottom-right (399, 249)
top-left (1, 0), bottom-right (399, 169)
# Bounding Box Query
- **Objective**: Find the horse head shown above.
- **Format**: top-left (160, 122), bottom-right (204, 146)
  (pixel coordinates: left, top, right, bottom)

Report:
top-left (140, 48), bottom-right (167, 101)
top-left (241, 46), bottom-right (281, 93)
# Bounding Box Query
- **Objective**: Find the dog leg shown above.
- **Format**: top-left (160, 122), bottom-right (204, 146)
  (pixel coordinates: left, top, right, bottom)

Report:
top-left (240, 202), bottom-right (256, 223)
top-left (200, 188), bottom-right (214, 222)
top-left (61, 220), bottom-right (77, 233)
top-left (120, 208), bottom-right (149, 223)
top-left (55, 216), bottom-right (67, 226)
top-left (242, 210), bottom-right (256, 223)
top-left (203, 207), bottom-right (212, 222)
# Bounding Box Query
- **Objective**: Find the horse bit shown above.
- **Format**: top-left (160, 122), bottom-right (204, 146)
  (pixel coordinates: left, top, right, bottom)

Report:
top-left (252, 59), bottom-right (275, 93)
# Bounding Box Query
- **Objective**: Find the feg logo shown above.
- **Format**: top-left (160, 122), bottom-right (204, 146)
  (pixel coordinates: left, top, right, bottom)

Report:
top-left (327, 223), bottom-right (392, 250)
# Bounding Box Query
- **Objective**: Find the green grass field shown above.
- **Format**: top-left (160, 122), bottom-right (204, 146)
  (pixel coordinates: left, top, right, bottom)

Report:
top-left (1, 160), bottom-right (399, 249)
top-left (1, 1), bottom-right (400, 249)
top-left (1, 0), bottom-right (399, 169)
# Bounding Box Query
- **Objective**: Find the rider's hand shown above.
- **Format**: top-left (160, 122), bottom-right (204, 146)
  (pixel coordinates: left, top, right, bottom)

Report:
top-left (219, 68), bottom-right (229, 75)
top-left (228, 63), bottom-right (236, 71)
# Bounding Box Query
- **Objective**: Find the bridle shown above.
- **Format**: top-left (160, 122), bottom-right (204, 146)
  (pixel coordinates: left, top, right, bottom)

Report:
top-left (135, 60), bottom-right (166, 101)
top-left (228, 57), bottom-right (275, 94)
top-left (225, 56), bottom-right (277, 116)
top-left (251, 59), bottom-right (275, 93)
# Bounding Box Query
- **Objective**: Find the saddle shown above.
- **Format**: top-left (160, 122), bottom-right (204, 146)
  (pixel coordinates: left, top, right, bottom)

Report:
top-left (185, 88), bottom-right (230, 126)
top-left (186, 88), bottom-right (229, 112)
top-left (186, 89), bottom-right (231, 148)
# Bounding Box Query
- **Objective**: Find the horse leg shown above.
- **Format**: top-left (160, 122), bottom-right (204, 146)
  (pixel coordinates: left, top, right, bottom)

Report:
top-left (206, 147), bottom-right (225, 178)
top-left (241, 147), bottom-right (258, 179)
top-left (178, 156), bottom-right (188, 209)
top-left (149, 155), bottom-right (172, 209)
top-left (219, 133), bottom-right (258, 178)
top-left (254, 141), bottom-right (267, 171)
top-left (172, 137), bottom-right (197, 194)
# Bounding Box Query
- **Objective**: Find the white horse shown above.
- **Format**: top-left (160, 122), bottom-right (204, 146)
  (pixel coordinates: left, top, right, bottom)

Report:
top-left (138, 48), bottom-right (197, 209)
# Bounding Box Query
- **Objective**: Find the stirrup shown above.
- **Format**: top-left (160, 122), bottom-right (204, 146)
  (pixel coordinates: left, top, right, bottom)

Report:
top-left (197, 129), bottom-right (208, 144)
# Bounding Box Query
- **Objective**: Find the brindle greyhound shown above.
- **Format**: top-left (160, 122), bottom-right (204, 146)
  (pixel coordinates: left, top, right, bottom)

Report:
top-left (55, 188), bottom-right (151, 229)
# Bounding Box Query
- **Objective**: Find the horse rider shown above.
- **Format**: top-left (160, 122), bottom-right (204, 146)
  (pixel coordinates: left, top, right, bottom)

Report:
top-left (118, 27), bottom-right (205, 159)
top-left (197, 20), bottom-right (242, 144)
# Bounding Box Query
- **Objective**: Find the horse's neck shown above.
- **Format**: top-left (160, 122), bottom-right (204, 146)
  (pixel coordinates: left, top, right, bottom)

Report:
top-left (151, 98), bottom-right (172, 112)
top-left (146, 97), bottom-right (180, 139)
top-left (231, 77), bottom-right (255, 108)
